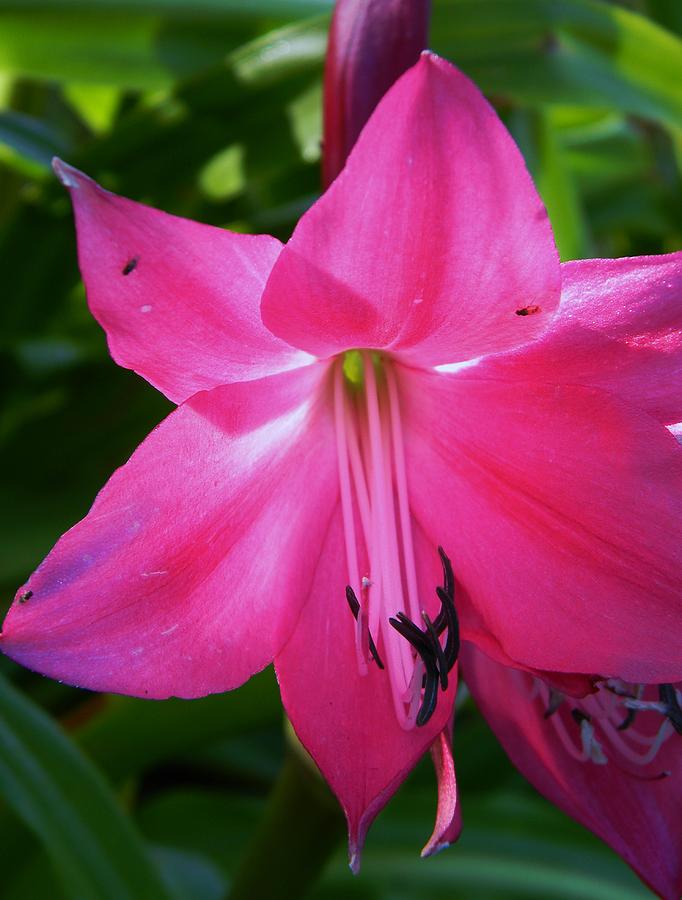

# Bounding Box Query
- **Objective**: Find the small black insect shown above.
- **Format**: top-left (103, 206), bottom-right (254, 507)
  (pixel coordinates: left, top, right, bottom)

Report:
top-left (122, 257), bottom-right (139, 276)
top-left (18, 590), bottom-right (33, 604)
top-left (516, 305), bottom-right (541, 317)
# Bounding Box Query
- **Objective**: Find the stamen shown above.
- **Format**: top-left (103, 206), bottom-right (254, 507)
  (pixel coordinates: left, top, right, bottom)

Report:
top-left (437, 545), bottom-right (455, 610)
top-left (334, 350), bottom-right (456, 730)
top-left (362, 352), bottom-right (412, 717)
top-left (387, 550), bottom-right (459, 726)
top-left (543, 689), bottom-right (564, 720)
top-left (422, 611), bottom-right (448, 691)
top-left (344, 395), bottom-right (371, 540)
top-left (537, 678), bottom-right (680, 775)
top-left (616, 708), bottom-right (637, 732)
top-left (435, 586), bottom-right (460, 670)
top-left (417, 668), bottom-right (440, 727)
top-left (345, 586), bottom-right (384, 669)
top-left (659, 683), bottom-right (682, 734)
top-left (386, 365), bottom-right (420, 624)
top-left (578, 718), bottom-right (608, 765)
top-left (334, 364), bottom-right (367, 676)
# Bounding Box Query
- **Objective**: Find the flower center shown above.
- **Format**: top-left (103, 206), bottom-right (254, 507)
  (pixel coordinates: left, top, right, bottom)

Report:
top-left (534, 677), bottom-right (681, 777)
top-left (333, 351), bottom-right (458, 730)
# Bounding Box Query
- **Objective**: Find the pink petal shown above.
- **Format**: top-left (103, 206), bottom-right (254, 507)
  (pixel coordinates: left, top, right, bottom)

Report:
top-left (262, 53), bottom-right (560, 365)
top-left (2, 364), bottom-right (337, 697)
top-left (275, 514), bottom-right (457, 870)
top-left (422, 718), bottom-right (462, 858)
top-left (323, 0), bottom-right (430, 186)
top-left (462, 645), bottom-right (682, 900)
top-left (401, 365), bottom-right (682, 683)
top-left (53, 159), bottom-right (309, 404)
top-left (474, 253), bottom-right (682, 424)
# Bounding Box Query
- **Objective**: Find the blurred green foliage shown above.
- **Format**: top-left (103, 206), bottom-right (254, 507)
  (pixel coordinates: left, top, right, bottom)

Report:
top-left (0, 0), bottom-right (680, 897)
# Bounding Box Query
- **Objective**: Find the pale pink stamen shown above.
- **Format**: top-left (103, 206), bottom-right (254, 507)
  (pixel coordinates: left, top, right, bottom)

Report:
top-left (599, 715), bottom-right (672, 766)
top-left (582, 692), bottom-right (676, 765)
top-left (334, 352), bottom-right (424, 730)
top-left (352, 400), bottom-right (384, 645)
top-left (344, 393), bottom-right (371, 541)
top-left (334, 364), bottom-right (368, 676)
top-left (537, 682), bottom-right (589, 763)
top-left (380, 410), bottom-right (413, 686)
top-left (386, 365), bottom-right (421, 624)
top-left (536, 679), bottom-right (676, 770)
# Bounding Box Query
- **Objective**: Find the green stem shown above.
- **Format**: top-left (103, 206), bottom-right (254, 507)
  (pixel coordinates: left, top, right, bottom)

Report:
top-left (228, 748), bottom-right (345, 900)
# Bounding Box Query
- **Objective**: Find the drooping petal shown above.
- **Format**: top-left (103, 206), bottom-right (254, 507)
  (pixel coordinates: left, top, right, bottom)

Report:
top-left (401, 365), bottom-right (682, 683)
top-left (323, 0), bottom-right (430, 186)
top-left (275, 514), bottom-right (457, 870)
top-left (1, 364), bottom-right (337, 698)
top-left (462, 645), bottom-right (682, 900)
top-left (422, 718), bottom-right (462, 857)
top-left (53, 159), bottom-right (309, 404)
top-left (262, 53), bottom-right (560, 365)
top-left (471, 253), bottom-right (682, 424)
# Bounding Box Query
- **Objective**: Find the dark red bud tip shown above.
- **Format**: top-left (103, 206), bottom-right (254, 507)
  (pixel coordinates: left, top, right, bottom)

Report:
top-left (322, 0), bottom-right (431, 187)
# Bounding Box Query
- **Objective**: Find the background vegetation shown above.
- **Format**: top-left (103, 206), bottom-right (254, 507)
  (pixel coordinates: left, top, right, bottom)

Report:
top-left (0, 1), bottom-right (681, 897)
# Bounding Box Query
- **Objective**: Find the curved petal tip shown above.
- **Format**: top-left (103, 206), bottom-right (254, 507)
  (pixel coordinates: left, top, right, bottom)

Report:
top-left (52, 157), bottom-right (81, 189)
top-left (421, 839), bottom-right (452, 859)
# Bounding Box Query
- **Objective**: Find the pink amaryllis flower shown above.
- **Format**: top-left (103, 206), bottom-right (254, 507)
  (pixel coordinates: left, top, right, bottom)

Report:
top-left (463, 645), bottom-right (682, 899)
top-left (2, 52), bottom-right (682, 867)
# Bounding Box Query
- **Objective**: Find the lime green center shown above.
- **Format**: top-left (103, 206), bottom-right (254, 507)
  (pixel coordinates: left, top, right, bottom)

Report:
top-left (342, 350), bottom-right (384, 390)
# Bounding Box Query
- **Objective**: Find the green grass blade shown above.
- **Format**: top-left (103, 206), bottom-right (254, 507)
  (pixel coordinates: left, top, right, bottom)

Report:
top-left (0, 672), bottom-right (174, 900)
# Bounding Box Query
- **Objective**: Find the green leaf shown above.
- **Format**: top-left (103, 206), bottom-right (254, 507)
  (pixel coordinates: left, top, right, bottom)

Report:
top-left (0, 109), bottom-right (71, 167)
top-left (508, 108), bottom-right (592, 261)
top-left (0, 0), bottom-right (331, 14)
top-left (77, 667), bottom-right (281, 782)
top-left (0, 6), bottom-right (328, 90)
top-left (0, 671), bottom-right (174, 900)
top-left (432, 0), bottom-right (682, 131)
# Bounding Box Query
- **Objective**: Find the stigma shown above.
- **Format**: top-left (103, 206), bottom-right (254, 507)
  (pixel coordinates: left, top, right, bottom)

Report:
top-left (333, 351), bottom-right (458, 730)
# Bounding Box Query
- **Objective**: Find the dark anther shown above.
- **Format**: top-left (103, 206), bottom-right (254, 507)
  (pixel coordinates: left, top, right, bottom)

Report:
top-left (617, 708), bottom-right (637, 732)
top-left (388, 547), bottom-right (460, 727)
top-left (658, 683), bottom-right (682, 735)
top-left (435, 586), bottom-right (460, 671)
top-left (389, 613), bottom-right (440, 727)
top-left (122, 256), bottom-right (139, 276)
top-left (571, 708), bottom-right (590, 726)
top-left (543, 689), bottom-right (564, 720)
top-left (345, 586), bottom-right (384, 669)
top-left (436, 546), bottom-right (454, 611)
top-left (434, 547), bottom-right (460, 669)
top-left (18, 590), bottom-right (33, 604)
top-left (389, 613), bottom-right (433, 659)
top-left (345, 584), bottom-right (360, 618)
top-left (422, 611), bottom-right (448, 691)
top-left (417, 669), bottom-right (440, 727)
top-left (515, 305), bottom-right (541, 316)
